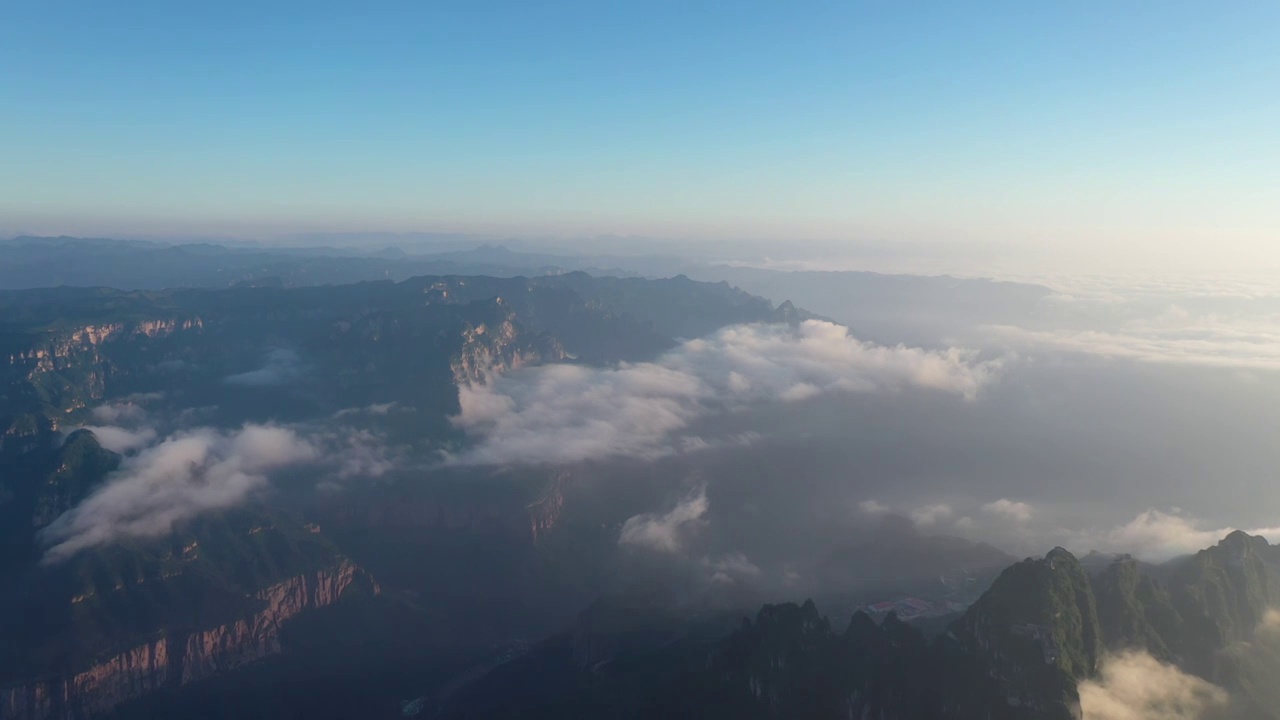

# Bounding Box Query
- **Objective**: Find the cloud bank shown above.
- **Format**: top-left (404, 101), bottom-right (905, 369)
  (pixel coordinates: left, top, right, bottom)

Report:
top-left (986, 305), bottom-right (1280, 372)
top-left (451, 321), bottom-right (1001, 465)
top-left (41, 424), bottom-right (319, 562)
top-left (1079, 651), bottom-right (1229, 720)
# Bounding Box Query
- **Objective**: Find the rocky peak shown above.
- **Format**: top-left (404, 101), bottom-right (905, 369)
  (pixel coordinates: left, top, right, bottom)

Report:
top-left (1045, 546), bottom-right (1076, 564)
top-left (1219, 529), bottom-right (1269, 556)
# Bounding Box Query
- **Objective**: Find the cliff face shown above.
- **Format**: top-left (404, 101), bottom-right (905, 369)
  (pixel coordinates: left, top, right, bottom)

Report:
top-left (1, 316), bottom-right (202, 432)
top-left (0, 561), bottom-right (376, 720)
top-left (526, 473), bottom-right (567, 544)
top-left (953, 548), bottom-right (1099, 719)
top-left (450, 305), bottom-right (566, 386)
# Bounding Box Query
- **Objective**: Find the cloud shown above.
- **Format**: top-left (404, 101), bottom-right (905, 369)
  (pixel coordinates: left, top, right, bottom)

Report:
top-left (333, 401), bottom-right (401, 419)
top-left (79, 395), bottom-right (171, 452)
top-left (1217, 609), bottom-right (1280, 714)
top-left (983, 498), bottom-right (1034, 523)
top-left (703, 552), bottom-right (763, 585)
top-left (323, 427), bottom-right (400, 479)
top-left (91, 402), bottom-right (147, 425)
top-left (909, 503), bottom-right (953, 527)
top-left (1079, 651), bottom-right (1229, 720)
top-left (618, 486), bottom-right (709, 554)
top-left (451, 321), bottom-right (1001, 465)
top-left (40, 424), bottom-right (319, 563)
top-left (859, 499), bottom-right (890, 515)
top-left (224, 348), bottom-right (302, 386)
top-left (79, 426), bottom-right (157, 454)
top-left (1078, 510), bottom-right (1280, 562)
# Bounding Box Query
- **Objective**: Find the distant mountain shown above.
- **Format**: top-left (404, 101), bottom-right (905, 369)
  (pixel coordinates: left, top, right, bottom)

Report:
top-left (681, 264), bottom-right (1055, 346)
top-left (816, 513), bottom-right (1014, 595)
top-left (0, 237), bottom-right (633, 290)
top-left (0, 272), bottom-right (807, 439)
top-left (0, 236), bottom-right (1055, 351)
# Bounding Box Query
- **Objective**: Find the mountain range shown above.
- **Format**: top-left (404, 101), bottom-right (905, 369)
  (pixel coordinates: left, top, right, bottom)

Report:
top-left (0, 271), bottom-right (807, 719)
top-left (1, 244), bottom-right (1272, 719)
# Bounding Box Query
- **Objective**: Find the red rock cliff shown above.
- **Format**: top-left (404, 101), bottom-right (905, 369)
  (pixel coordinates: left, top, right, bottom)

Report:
top-left (0, 560), bottom-right (376, 720)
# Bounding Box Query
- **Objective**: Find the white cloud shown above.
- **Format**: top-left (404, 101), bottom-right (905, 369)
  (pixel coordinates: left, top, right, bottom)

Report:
top-left (910, 503), bottom-right (953, 527)
top-left (40, 425), bottom-right (319, 563)
top-left (1079, 651), bottom-right (1229, 720)
top-left (332, 402), bottom-right (400, 419)
top-left (91, 402), bottom-right (147, 425)
top-left (1074, 509), bottom-right (1280, 562)
top-left (618, 486), bottom-right (709, 554)
top-left (450, 321), bottom-right (1001, 465)
top-left (983, 498), bottom-right (1034, 523)
top-left (859, 499), bottom-right (890, 515)
top-left (78, 425), bottom-right (157, 454)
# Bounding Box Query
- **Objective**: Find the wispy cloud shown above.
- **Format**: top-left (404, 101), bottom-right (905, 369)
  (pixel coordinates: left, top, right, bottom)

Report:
top-left (1079, 650), bottom-right (1229, 720)
top-left (224, 348), bottom-right (303, 386)
top-left (78, 425), bottom-right (157, 453)
top-left (983, 498), bottom-right (1034, 523)
top-left (909, 503), bottom-right (953, 527)
top-left (619, 486), bottom-right (709, 554)
top-left (41, 425), bottom-right (319, 563)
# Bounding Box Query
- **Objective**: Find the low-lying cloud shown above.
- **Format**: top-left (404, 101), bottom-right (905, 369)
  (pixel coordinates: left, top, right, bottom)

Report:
top-left (451, 321), bottom-right (1002, 465)
top-left (1078, 510), bottom-right (1280, 563)
top-left (986, 306), bottom-right (1280, 372)
top-left (860, 497), bottom-right (1277, 563)
top-left (909, 503), bottom-right (953, 527)
top-left (41, 424), bottom-right (318, 563)
top-left (78, 425), bottom-right (157, 453)
top-left (619, 486), bottom-right (709, 554)
top-left (1079, 651), bottom-right (1229, 720)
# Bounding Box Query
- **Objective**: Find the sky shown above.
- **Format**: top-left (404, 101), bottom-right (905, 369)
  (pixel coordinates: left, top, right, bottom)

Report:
top-left (3, 1), bottom-right (1278, 269)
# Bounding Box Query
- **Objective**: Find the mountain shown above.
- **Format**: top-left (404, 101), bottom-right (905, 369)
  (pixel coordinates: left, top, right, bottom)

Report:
top-left (437, 534), bottom-right (1280, 719)
top-left (0, 272), bottom-right (811, 719)
top-left (0, 237), bottom-right (598, 290)
top-left (0, 236), bottom-right (1056, 351)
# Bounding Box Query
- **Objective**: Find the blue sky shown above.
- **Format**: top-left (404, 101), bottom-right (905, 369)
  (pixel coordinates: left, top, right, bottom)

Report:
top-left (2, 1), bottom-right (1277, 262)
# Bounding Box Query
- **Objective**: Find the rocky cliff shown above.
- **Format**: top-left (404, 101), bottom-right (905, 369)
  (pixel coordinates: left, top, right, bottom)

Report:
top-left (1, 316), bottom-right (202, 433)
top-left (526, 473), bottom-right (567, 544)
top-left (0, 561), bottom-right (376, 720)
